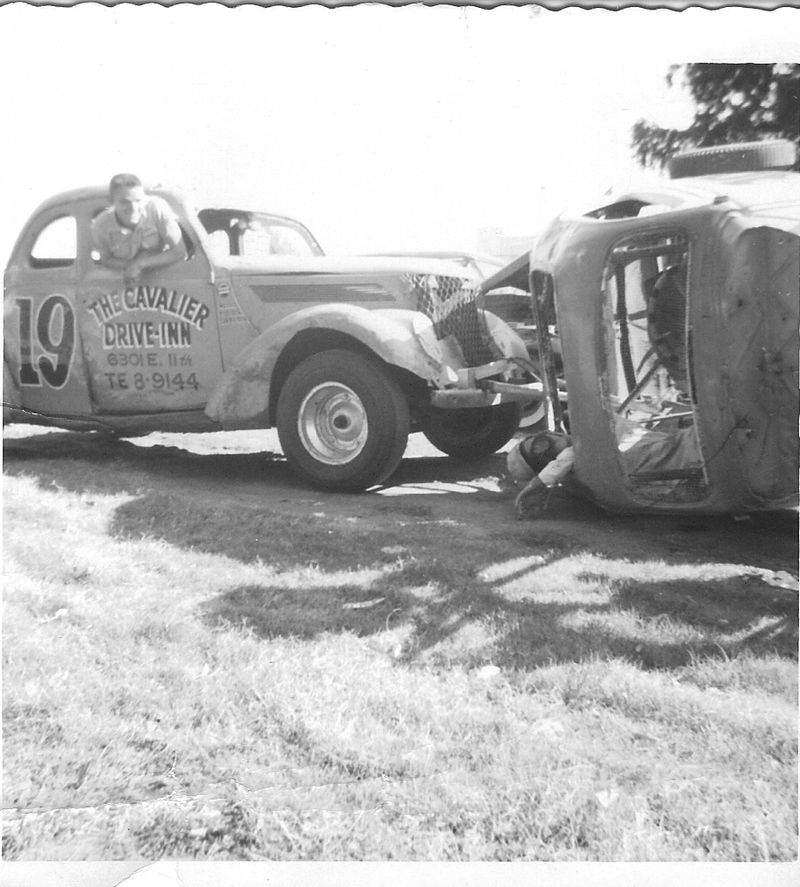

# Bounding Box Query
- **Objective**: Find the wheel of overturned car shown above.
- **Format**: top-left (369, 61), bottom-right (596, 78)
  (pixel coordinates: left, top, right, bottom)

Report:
top-left (422, 403), bottom-right (522, 460)
top-left (276, 349), bottom-right (410, 491)
top-left (669, 139), bottom-right (797, 179)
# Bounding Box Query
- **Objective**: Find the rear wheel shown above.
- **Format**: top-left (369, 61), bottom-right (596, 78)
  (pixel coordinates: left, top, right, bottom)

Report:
top-left (276, 349), bottom-right (409, 491)
top-left (422, 403), bottom-right (522, 459)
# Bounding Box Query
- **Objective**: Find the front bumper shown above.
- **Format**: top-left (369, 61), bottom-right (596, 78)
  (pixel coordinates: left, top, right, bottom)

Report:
top-left (428, 358), bottom-right (566, 409)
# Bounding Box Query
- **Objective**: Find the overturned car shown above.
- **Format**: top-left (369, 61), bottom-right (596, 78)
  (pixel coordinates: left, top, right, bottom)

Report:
top-left (486, 140), bottom-right (799, 514)
top-left (3, 187), bottom-right (540, 491)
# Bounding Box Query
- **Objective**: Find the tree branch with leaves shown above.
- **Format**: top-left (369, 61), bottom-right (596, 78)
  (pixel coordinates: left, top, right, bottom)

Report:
top-left (632, 63), bottom-right (800, 171)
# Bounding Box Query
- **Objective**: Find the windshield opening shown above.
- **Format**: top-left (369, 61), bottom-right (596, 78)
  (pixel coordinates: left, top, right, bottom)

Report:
top-left (197, 209), bottom-right (323, 259)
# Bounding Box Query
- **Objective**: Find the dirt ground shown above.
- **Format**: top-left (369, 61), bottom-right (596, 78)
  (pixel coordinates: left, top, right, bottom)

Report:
top-left (3, 424), bottom-right (797, 579)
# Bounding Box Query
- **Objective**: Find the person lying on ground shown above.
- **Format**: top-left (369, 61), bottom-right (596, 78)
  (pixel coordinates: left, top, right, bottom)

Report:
top-left (507, 418), bottom-right (702, 518)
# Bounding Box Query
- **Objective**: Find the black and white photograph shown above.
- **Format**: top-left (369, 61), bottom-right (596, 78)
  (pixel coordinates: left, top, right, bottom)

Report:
top-left (1, 2), bottom-right (798, 884)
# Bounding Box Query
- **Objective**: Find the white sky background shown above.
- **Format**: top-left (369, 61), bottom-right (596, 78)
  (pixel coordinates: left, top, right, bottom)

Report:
top-left (1, 4), bottom-right (799, 266)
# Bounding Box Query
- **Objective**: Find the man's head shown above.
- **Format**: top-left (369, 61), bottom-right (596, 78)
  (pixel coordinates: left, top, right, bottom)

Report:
top-left (109, 173), bottom-right (146, 228)
top-left (507, 431), bottom-right (571, 483)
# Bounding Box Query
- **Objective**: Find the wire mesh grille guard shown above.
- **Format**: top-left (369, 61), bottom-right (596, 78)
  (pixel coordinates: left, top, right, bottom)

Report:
top-left (405, 274), bottom-right (494, 366)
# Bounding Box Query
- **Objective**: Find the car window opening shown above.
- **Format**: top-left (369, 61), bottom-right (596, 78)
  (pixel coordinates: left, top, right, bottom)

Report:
top-left (585, 198), bottom-right (678, 221)
top-left (601, 231), bottom-right (708, 503)
top-left (29, 215), bottom-right (77, 269)
top-left (198, 209), bottom-right (323, 259)
top-left (585, 199), bottom-right (652, 220)
top-left (87, 205), bottom-right (194, 264)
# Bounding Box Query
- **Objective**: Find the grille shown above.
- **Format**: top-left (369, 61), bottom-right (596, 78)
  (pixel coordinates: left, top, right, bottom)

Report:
top-left (405, 274), bottom-right (494, 366)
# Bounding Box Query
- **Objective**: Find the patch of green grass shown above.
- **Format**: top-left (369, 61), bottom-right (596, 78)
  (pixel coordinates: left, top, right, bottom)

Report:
top-left (3, 472), bottom-right (797, 860)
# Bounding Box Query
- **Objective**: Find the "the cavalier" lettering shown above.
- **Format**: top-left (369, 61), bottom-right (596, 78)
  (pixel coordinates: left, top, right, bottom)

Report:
top-left (88, 286), bottom-right (210, 330)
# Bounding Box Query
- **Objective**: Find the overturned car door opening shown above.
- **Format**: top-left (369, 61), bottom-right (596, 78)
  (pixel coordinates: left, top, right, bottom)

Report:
top-left (522, 185), bottom-right (799, 513)
top-left (600, 231), bottom-right (708, 505)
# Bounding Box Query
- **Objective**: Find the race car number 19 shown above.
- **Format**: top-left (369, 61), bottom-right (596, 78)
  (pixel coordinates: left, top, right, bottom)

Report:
top-left (16, 295), bottom-right (75, 388)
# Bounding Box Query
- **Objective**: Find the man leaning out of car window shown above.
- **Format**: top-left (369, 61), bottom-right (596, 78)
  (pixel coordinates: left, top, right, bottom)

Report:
top-left (91, 173), bottom-right (187, 284)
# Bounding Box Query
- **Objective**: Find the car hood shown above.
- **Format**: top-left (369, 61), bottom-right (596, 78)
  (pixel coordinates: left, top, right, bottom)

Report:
top-left (215, 254), bottom-right (482, 280)
top-left (479, 252), bottom-right (531, 294)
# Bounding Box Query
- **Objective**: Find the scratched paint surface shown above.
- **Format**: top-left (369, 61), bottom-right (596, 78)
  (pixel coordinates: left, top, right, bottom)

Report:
top-left (78, 284), bottom-right (221, 413)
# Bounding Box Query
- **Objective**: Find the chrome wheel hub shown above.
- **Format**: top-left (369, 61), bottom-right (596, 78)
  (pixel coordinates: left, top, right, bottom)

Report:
top-left (297, 382), bottom-right (368, 465)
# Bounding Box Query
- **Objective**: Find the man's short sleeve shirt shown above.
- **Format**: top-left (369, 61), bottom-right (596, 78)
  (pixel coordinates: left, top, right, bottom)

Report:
top-left (91, 196), bottom-right (181, 262)
top-left (537, 446), bottom-right (575, 487)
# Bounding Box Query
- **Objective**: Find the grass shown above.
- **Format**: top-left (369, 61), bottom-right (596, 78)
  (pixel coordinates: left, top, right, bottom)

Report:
top-left (2, 432), bottom-right (797, 861)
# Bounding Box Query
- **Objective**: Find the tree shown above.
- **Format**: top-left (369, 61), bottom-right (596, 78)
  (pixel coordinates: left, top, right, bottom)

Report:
top-left (632, 63), bottom-right (800, 171)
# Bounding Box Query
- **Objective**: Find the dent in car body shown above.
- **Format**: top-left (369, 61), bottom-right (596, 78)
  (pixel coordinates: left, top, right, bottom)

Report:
top-left (204, 302), bottom-right (531, 426)
top-left (4, 185), bottom-right (532, 439)
top-left (530, 170), bottom-right (799, 514)
top-left (205, 304), bottom-right (465, 426)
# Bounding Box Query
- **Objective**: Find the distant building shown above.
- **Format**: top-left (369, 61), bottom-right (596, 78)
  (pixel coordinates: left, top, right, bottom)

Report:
top-left (476, 227), bottom-right (536, 262)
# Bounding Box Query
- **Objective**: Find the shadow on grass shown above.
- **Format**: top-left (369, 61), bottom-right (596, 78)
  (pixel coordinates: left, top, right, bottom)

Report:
top-left (199, 558), bottom-right (797, 673)
top-left (109, 489), bottom-right (494, 570)
top-left (2, 428), bottom-right (506, 497)
top-left (492, 581), bottom-right (798, 671)
top-left (6, 428), bottom-right (798, 673)
top-left (2, 429), bottom-right (297, 495)
top-left (202, 583), bottom-right (418, 640)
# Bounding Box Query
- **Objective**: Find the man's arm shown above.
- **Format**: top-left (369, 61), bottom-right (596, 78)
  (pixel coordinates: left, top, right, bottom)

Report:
top-left (133, 239), bottom-right (188, 273)
top-left (124, 202), bottom-right (187, 280)
top-left (537, 446), bottom-right (575, 487)
top-left (515, 446), bottom-right (575, 518)
top-left (96, 249), bottom-right (130, 271)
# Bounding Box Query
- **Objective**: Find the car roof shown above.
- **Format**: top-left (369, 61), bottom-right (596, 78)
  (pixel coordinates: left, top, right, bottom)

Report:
top-left (24, 187), bottom-right (310, 231)
top-left (592, 170), bottom-right (800, 230)
top-left (31, 185), bottom-right (109, 213)
top-left (26, 185), bottom-right (190, 216)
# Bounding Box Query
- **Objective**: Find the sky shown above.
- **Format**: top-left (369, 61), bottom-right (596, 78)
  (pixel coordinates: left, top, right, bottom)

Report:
top-left (1, 4), bottom-right (799, 266)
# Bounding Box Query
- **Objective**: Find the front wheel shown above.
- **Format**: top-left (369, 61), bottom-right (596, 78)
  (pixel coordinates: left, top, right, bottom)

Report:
top-left (422, 403), bottom-right (522, 459)
top-left (276, 349), bottom-right (410, 491)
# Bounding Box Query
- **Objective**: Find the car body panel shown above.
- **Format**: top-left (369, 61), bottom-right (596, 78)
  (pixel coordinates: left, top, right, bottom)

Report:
top-left (4, 186), bottom-right (533, 439)
top-left (525, 168), bottom-right (799, 514)
top-left (77, 253), bottom-right (222, 414)
top-left (206, 305), bottom-right (455, 426)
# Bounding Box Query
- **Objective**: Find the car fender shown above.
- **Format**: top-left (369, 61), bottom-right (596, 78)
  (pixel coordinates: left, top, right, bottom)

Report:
top-left (205, 304), bottom-right (457, 425)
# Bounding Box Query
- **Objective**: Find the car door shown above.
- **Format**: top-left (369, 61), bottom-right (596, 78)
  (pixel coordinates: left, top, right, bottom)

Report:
top-left (3, 207), bottom-right (93, 418)
top-left (75, 197), bottom-right (224, 414)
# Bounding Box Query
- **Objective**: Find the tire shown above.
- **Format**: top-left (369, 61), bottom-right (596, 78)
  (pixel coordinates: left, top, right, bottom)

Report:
top-left (276, 349), bottom-right (410, 492)
top-left (422, 403), bottom-right (522, 459)
top-left (669, 139), bottom-right (796, 179)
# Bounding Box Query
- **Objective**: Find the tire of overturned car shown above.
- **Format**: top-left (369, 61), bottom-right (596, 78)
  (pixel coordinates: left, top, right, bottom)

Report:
top-left (668, 139), bottom-right (797, 179)
top-left (276, 349), bottom-right (410, 492)
top-left (422, 403), bottom-right (522, 460)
